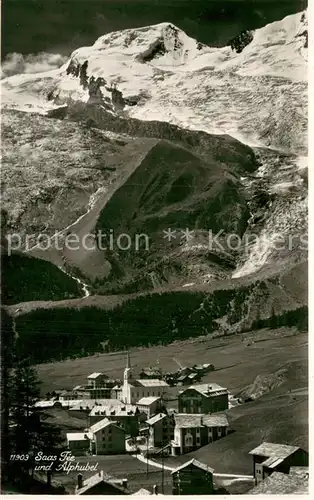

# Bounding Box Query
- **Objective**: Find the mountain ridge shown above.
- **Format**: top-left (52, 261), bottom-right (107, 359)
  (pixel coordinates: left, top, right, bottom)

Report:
top-left (1, 10), bottom-right (308, 360)
top-left (1, 11), bottom-right (307, 152)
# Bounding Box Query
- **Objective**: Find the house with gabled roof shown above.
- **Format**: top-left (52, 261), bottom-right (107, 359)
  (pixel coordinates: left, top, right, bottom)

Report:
top-left (249, 442), bottom-right (309, 484)
top-left (171, 459), bottom-right (214, 495)
top-left (136, 396), bottom-right (161, 417)
top-left (75, 471), bottom-right (128, 495)
top-left (171, 413), bottom-right (229, 455)
top-left (146, 413), bottom-right (175, 448)
top-left (87, 372), bottom-right (108, 387)
top-left (178, 383), bottom-right (228, 414)
top-left (89, 418), bottom-right (126, 455)
top-left (88, 403), bottom-right (144, 437)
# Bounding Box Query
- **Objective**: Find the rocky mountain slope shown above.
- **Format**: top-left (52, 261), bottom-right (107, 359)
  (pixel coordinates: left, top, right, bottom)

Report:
top-left (1, 10), bottom-right (308, 354)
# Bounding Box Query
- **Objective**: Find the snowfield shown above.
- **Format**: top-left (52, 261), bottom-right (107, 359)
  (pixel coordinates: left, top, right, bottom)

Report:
top-left (1, 11), bottom-right (307, 153)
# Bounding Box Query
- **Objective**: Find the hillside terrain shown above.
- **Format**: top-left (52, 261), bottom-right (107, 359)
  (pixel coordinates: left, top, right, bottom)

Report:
top-left (3, 257), bottom-right (306, 365)
top-left (35, 326), bottom-right (307, 486)
top-left (0, 11), bottom-right (308, 496)
top-left (1, 10), bottom-right (308, 365)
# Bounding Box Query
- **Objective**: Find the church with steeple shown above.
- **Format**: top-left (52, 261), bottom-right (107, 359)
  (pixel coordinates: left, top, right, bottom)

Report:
top-left (114, 351), bottom-right (169, 405)
top-left (122, 351), bottom-right (133, 404)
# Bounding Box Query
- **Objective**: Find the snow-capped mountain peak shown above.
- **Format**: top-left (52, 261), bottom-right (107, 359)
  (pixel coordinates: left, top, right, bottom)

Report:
top-left (87, 22), bottom-right (206, 66)
top-left (93, 21), bottom-right (182, 50)
top-left (1, 11), bottom-right (307, 153)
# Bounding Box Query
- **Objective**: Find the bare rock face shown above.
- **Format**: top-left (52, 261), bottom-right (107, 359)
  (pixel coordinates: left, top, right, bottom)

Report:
top-left (227, 30), bottom-right (254, 53)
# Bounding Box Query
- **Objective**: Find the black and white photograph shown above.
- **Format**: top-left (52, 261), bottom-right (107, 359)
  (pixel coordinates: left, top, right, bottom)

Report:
top-left (0, 0), bottom-right (309, 495)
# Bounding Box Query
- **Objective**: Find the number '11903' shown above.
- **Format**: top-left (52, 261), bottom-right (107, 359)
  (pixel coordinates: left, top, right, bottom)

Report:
top-left (10, 454), bottom-right (29, 461)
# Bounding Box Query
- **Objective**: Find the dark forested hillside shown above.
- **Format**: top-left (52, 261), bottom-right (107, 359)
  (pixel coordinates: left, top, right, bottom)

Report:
top-left (2, 253), bottom-right (84, 305)
top-left (13, 281), bottom-right (307, 364)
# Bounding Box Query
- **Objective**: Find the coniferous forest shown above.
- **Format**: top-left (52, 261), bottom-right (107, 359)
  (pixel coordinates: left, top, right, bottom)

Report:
top-left (11, 287), bottom-right (308, 364)
top-left (2, 254), bottom-right (83, 305)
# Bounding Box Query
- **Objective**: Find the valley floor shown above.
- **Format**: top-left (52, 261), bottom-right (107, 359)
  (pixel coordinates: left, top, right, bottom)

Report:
top-left (37, 327), bottom-right (307, 396)
top-left (37, 327), bottom-right (307, 494)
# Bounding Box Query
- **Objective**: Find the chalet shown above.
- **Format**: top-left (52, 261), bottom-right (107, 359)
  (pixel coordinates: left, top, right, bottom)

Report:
top-left (89, 418), bottom-right (126, 455)
top-left (171, 413), bottom-right (229, 455)
top-left (66, 432), bottom-right (93, 456)
top-left (75, 471), bottom-right (128, 495)
top-left (171, 459), bottom-right (214, 495)
top-left (178, 383), bottom-right (228, 414)
top-left (187, 373), bottom-right (201, 383)
top-left (88, 403), bottom-right (143, 436)
top-left (136, 396), bottom-right (161, 417)
top-left (146, 413), bottom-right (175, 448)
top-left (177, 374), bottom-right (190, 386)
top-left (249, 442), bottom-right (309, 484)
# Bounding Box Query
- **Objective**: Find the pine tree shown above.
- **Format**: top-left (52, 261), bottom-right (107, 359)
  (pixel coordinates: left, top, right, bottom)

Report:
top-left (10, 358), bottom-right (64, 481)
top-left (1, 309), bottom-right (15, 481)
top-left (270, 306), bottom-right (277, 330)
top-left (10, 358), bottom-right (41, 475)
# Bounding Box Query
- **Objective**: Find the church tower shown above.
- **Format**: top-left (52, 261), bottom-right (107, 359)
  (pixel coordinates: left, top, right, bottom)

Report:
top-left (122, 351), bottom-right (132, 404)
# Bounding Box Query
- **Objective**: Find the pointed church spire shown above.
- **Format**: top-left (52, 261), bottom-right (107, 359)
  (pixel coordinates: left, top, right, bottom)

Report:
top-left (123, 350), bottom-right (132, 404)
top-left (126, 350), bottom-right (131, 370)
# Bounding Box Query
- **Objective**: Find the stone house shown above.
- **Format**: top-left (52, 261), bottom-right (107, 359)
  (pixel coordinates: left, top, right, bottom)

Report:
top-left (178, 384), bottom-right (228, 414)
top-left (89, 418), bottom-right (126, 455)
top-left (171, 413), bottom-right (229, 455)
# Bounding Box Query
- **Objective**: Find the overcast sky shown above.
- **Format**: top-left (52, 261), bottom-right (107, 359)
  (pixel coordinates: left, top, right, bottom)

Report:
top-left (2, 0), bottom-right (307, 57)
